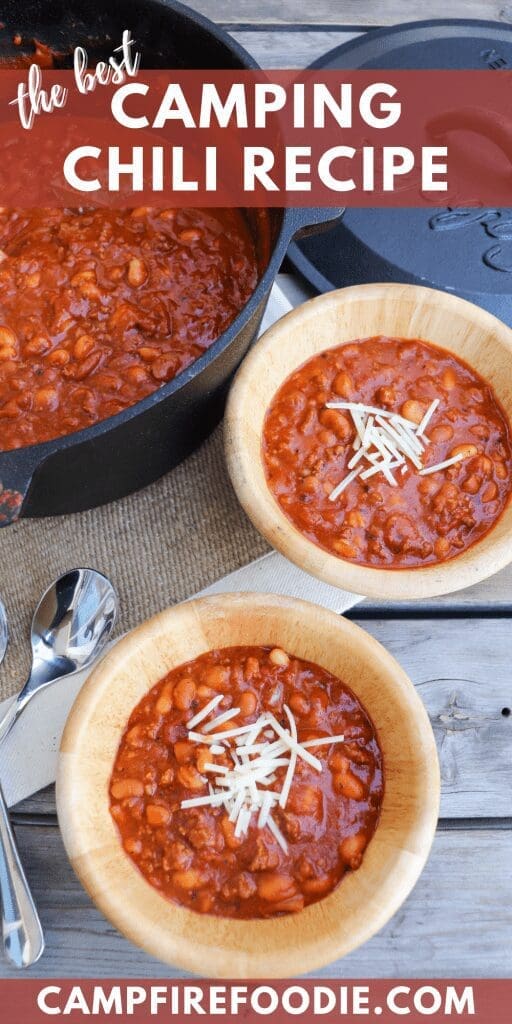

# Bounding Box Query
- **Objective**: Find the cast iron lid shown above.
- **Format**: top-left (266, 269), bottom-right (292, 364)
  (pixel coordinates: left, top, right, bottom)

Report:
top-left (288, 19), bottom-right (512, 324)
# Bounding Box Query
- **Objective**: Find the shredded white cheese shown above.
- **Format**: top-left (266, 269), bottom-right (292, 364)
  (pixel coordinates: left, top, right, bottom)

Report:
top-left (200, 706), bottom-right (241, 734)
top-left (326, 399), bottom-right (473, 498)
top-left (419, 452), bottom-right (466, 476)
top-left (179, 689), bottom-right (345, 853)
top-left (186, 694), bottom-right (223, 731)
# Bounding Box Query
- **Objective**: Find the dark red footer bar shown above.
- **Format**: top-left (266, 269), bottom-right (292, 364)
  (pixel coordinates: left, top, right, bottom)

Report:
top-left (1, 980), bottom-right (510, 1024)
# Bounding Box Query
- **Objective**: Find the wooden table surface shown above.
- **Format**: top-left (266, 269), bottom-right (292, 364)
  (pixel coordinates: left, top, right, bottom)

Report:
top-left (5, 1), bottom-right (512, 980)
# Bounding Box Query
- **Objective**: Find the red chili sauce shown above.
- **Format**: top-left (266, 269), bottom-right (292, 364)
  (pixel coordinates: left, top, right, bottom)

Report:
top-left (109, 645), bottom-right (384, 919)
top-left (0, 206), bottom-right (259, 450)
top-left (262, 336), bottom-right (512, 569)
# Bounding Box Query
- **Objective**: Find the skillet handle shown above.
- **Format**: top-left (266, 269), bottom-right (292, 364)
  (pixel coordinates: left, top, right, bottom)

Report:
top-left (0, 450), bottom-right (39, 527)
top-left (427, 107), bottom-right (512, 163)
top-left (286, 206), bottom-right (345, 242)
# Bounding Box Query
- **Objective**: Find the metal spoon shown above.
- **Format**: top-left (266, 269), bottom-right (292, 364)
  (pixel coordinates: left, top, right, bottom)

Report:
top-left (0, 569), bottom-right (117, 969)
top-left (0, 601), bottom-right (7, 668)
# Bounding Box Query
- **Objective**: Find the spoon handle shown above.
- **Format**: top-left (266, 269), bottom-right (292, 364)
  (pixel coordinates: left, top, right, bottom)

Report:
top-left (0, 782), bottom-right (45, 968)
top-left (0, 696), bottom-right (23, 747)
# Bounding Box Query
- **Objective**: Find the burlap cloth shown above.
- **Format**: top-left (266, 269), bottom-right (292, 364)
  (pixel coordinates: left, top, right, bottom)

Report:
top-left (0, 425), bottom-right (268, 701)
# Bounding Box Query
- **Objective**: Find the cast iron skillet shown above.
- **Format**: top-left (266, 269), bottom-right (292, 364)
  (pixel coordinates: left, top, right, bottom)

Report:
top-left (0, 0), bottom-right (341, 525)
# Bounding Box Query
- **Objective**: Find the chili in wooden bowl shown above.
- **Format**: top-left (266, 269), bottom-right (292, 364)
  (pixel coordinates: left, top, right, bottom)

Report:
top-left (225, 284), bottom-right (512, 601)
top-left (56, 593), bottom-right (439, 978)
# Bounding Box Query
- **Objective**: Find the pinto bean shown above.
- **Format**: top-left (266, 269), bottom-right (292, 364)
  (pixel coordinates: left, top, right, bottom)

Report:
top-left (25, 271), bottom-right (41, 289)
top-left (177, 765), bottom-right (206, 791)
top-left (163, 841), bottom-right (193, 871)
top-left (73, 334), bottom-right (95, 361)
top-left (332, 538), bottom-right (358, 558)
top-left (332, 371), bottom-right (352, 397)
top-left (124, 837), bottom-right (142, 855)
top-left (195, 746), bottom-right (211, 774)
top-left (482, 481), bottom-right (498, 502)
top-left (270, 894), bottom-right (305, 914)
top-left (462, 474), bottom-right (481, 495)
top-left (173, 678), bottom-right (196, 710)
top-left (0, 325), bottom-right (17, 353)
top-left (47, 348), bottom-right (70, 366)
top-left (24, 335), bottom-right (50, 357)
top-left (174, 740), bottom-right (195, 765)
top-left (203, 665), bottom-right (229, 690)
top-left (239, 690), bottom-right (258, 717)
top-left (33, 386), bottom-right (58, 411)
top-left (146, 804), bottom-right (171, 827)
top-left (470, 423), bottom-right (490, 439)
top-left (172, 868), bottom-right (207, 890)
top-left (126, 365), bottom-right (149, 385)
top-left (401, 399), bottom-right (426, 424)
top-left (269, 647), bottom-right (290, 668)
top-left (125, 724), bottom-right (146, 747)
top-left (319, 407), bottom-right (353, 441)
top-left (346, 509), bottom-right (365, 528)
top-left (130, 206), bottom-right (153, 218)
top-left (441, 367), bottom-right (457, 390)
top-left (451, 443), bottom-right (478, 460)
top-left (288, 785), bottom-right (322, 817)
top-left (197, 684), bottom-right (216, 700)
top-left (127, 257), bottom-right (148, 287)
top-left (339, 832), bottom-right (367, 869)
top-left (244, 656), bottom-right (260, 681)
top-left (156, 682), bottom-right (174, 715)
top-left (110, 778), bottom-right (144, 799)
top-left (333, 769), bottom-right (366, 801)
top-left (138, 346), bottom-right (160, 363)
top-left (289, 692), bottom-right (310, 717)
top-left (434, 537), bottom-right (450, 559)
top-left (221, 816), bottom-right (243, 850)
top-left (257, 872), bottom-right (297, 903)
top-left (430, 423), bottom-right (454, 443)
top-left (375, 385), bottom-right (395, 407)
top-left (70, 351), bottom-right (103, 381)
top-left (301, 874), bottom-right (333, 897)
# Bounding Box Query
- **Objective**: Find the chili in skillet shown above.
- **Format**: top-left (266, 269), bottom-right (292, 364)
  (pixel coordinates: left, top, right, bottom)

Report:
top-left (0, 206), bottom-right (258, 450)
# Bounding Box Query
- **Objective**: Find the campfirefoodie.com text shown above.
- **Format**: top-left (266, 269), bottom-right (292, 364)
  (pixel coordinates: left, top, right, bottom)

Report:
top-left (36, 983), bottom-right (476, 1017)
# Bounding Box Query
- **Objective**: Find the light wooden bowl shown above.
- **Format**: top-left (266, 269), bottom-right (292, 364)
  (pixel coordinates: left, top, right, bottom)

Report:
top-left (225, 283), bottom-right (512, 600)
top-left (57, 592), bottom-right (439, 978)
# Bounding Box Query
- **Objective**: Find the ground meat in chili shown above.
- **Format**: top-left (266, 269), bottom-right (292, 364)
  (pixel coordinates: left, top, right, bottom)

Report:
top-left (0, 206), bottom-right (258, 450)
top-left (262, 336), bottom-right (512, 568)
top-left (109, 645), bottom-right (384, 919)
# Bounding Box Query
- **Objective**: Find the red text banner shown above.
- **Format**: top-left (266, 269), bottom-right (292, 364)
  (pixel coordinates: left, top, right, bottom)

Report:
top-left (0, 70), bottom-right (512, 206)
top-left (1, 979), bottom-right (510, 1024)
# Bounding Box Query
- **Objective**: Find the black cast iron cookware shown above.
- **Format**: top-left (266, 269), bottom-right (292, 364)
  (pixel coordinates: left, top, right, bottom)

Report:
top-left (0, 0), bottom-right (342, 525)
top-left (288, 19), bottom-right (512, 321)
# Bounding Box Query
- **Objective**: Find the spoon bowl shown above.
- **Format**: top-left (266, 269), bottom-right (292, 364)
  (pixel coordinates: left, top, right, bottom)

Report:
top-left (0, 569), bottom-right (117, 742)
top-left (28, 569), bottom-right (117, 692)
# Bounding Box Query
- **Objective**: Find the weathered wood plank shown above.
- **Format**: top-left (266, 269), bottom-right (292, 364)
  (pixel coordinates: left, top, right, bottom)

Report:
top-left (231, 29), bottom-right (361, 67)
top-left (362, 618), bottom-right (512, 819)
top-left (0, 824), bottom-right (508, 978)
top-left (193, 1), bottom-right (512, 28)
top-left (13, 618), bottom-right (512, 819)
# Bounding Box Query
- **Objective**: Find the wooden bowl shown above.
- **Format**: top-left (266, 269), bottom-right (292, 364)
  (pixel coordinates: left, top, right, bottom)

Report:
top-left (57, 592), bottom-right (439, 978)
top-left (225, 283), bottom-right (512, 600)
